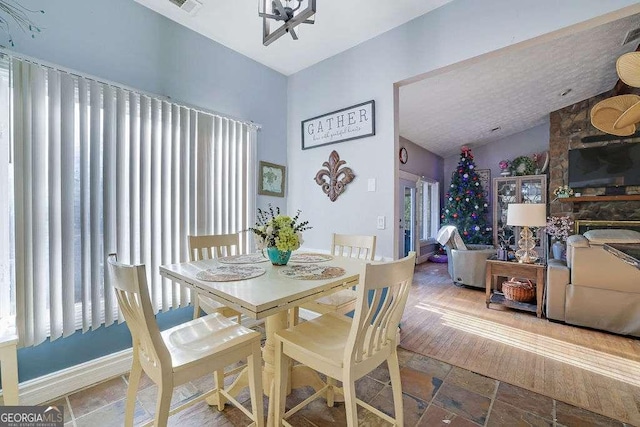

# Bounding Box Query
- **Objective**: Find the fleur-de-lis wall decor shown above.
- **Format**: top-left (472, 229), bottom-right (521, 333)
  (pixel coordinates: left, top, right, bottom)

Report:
top-left (315, 150), bottom-right (355, 202)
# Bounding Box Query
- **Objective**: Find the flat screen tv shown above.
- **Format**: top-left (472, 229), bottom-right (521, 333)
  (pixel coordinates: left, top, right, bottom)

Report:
top-left (568, 142), bottom-right (640, 189)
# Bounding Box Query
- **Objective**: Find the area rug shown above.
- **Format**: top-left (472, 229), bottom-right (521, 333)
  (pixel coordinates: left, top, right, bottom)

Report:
top-left (399, 262), bottom-right (640, 425)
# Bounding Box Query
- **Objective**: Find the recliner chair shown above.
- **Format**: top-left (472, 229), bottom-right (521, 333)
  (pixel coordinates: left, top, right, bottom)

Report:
top-left (437, 225), bottom-right (495, 289)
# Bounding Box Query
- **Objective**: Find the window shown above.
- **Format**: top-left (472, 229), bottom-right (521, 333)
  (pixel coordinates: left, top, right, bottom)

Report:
top-left (0, 60), bottom-right (11, 333)
top-left (417, 178), bottom-right (439, 242)
top-left (5, 57), bottom-right (257, 347)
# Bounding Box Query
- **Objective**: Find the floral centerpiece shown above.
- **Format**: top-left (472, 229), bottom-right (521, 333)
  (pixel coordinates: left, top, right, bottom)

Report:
top-left (553, 185), bottom-right (574, 198)
top-left (545, 216), bottom-right (574, 242)
top-left (249, 205), bottom-right (311, 265)
top-left (545, 215), bottom-right (574, 260)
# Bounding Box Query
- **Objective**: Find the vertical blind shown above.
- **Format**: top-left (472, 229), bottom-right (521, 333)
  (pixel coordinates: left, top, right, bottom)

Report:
top-left (11, 58), bottom-right (257, 347)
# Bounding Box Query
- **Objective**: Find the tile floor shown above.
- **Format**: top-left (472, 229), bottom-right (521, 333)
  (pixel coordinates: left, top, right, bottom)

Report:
top-left (47, 345), bottom-right (628, 427)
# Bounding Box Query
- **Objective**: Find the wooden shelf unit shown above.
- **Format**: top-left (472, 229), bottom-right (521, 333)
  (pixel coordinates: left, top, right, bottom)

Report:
top-left (558, 195), bottom-right (640, 203)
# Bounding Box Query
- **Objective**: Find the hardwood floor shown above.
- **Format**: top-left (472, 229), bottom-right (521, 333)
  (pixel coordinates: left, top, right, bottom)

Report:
top-left (400, 262), bottom-right (640, 426)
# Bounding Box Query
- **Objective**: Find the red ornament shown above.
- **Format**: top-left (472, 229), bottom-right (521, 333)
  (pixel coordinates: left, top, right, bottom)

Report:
top-left (456, 197), bottom-right (460, 201)
top-left (463, 231), bottom-right (468, 236)
top-left (453, 213), bottom-right (458, 218)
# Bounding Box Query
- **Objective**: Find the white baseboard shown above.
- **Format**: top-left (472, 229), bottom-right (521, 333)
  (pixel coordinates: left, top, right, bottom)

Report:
top-left (16, 348), bottom-right (133, 405)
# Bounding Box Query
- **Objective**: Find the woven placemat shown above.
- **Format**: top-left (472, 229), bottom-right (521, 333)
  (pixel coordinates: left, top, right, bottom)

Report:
top-left (289, 253), bottom-right (333, 263)
top-left (278, 264), bottom-right (346, 280)
top-left (218, 253), bottom-right (269, 264)
top-left (195, 265), bottom-right (265, 282)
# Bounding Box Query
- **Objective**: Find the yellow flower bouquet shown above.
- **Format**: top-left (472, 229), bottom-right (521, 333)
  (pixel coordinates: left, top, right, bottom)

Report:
top-left (250, 205), bottom-right (311, 264)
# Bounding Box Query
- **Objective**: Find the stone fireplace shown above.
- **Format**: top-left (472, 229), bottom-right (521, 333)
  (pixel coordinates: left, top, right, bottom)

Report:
top-left (549, 90), bottom-right (640, 227)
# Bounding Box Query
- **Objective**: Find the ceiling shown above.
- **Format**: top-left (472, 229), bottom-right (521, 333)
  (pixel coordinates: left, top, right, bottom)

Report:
top-left (134, 0), bottom-right (452, 75)
top-left (399, 13), bottom-right (640, 158)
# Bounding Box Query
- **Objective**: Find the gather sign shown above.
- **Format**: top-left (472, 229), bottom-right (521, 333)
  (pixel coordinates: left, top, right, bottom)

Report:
top-left (301, 100), bottom-right (375, 150)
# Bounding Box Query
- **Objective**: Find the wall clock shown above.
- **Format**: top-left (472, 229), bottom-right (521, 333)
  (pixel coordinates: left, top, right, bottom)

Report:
top-left (399, 147), bottom-right (408, 164)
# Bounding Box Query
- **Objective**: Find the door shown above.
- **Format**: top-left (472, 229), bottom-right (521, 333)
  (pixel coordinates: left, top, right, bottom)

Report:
top-left (399, 179), bottom-right (416, 258)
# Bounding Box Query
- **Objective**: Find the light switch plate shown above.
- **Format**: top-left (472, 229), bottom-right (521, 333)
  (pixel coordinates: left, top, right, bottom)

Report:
top-left (367, 178), bottom-right (376, 192)
top-left (377, 216), bottom-right (385, 230)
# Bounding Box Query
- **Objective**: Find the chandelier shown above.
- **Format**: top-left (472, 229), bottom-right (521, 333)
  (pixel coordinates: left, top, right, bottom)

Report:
top-left (258, 0), bottom-right (316, 46)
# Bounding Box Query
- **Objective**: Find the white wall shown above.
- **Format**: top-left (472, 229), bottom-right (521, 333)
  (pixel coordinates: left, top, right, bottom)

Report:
top-left (287, 0), bottom-right (639, 258)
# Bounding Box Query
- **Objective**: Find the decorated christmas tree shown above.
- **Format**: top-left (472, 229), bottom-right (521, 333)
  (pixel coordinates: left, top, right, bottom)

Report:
top-left (441, 146), bottom-right (491, 244)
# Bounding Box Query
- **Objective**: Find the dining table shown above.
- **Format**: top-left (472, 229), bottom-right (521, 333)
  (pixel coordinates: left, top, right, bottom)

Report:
top-left (159, 253), bottom-right (364, 425)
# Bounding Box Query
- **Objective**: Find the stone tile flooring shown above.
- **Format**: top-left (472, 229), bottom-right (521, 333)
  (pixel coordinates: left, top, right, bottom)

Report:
top-left (49, 346), bottom-right (629, 427)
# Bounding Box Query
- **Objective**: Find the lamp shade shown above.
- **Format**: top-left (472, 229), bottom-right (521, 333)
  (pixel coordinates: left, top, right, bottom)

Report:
top-left (506, 203), bottom-right (547, 227)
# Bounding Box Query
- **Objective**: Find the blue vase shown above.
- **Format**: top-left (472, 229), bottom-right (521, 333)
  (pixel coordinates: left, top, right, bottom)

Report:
top-left (552, 241), bottom-right (566, 261)
top-left (266, 247), bottom-right (291, 266)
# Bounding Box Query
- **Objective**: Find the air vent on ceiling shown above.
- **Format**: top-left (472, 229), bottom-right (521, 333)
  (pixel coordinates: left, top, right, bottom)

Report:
top-left (168, 0), bottom-right (202, 15)
top-left (622, 27), bottom-right (640, 45)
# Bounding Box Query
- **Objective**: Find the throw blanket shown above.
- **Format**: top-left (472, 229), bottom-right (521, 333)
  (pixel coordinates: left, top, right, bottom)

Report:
top-left (436, 225), bottom-right (467, 250)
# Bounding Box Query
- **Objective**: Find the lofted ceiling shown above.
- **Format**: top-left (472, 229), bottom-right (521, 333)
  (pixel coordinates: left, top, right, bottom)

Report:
top-left (399, 13), bottom-right (640, 159)
top-left (134, 0), bottom-right (452, 75)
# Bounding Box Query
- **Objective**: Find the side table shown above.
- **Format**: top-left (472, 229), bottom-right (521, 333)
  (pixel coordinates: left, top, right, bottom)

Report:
top-left (485, 259), bottom-right (546, 318)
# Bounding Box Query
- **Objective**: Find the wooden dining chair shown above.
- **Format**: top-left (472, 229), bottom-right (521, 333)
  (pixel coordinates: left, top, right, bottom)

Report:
top-left (274, 252), bottom-right (416, 427)
top-left (294, 234), bottom-right (376, 323)
top-left (107, 254), bottom-right (264, 427)
top-left (188, 234), bottom-right (242, 323)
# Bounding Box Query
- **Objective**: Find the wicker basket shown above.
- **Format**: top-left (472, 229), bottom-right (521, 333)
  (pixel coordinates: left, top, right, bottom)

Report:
top-left (502, 278), bottom-right (535, 302)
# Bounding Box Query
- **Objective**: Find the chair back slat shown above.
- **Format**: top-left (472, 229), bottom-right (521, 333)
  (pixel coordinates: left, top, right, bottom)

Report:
top-left (188, 234), bottom-right (240, 261)
top-left (331, 234), bottom-right (376, 261)
top-left (346, 252), bottom-right (415, 366)
top-left (107, 255), bottom-right (172, 376)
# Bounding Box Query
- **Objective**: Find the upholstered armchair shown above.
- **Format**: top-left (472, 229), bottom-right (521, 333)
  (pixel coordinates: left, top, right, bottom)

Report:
top-left (546, 229), bottom-right (640, 337)
top-left (436, 226), bottom-right (495, 289)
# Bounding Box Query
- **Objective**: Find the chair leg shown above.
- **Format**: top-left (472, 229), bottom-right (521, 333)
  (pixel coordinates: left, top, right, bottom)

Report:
top-left (236, 312), bottom-right (242, 324)
top-left (154, 381), bottom-right (173, 427)
top-left (326, 377), bottom-right (336, 407)
top-left (288, 307), bottom-right (299, 327)
top-left (273, 339), bottom-right (290, 427)
top-left (124, 357), bottom-right (142, 427)
top-left (213, 370), bottom-right (226, 411)
top-left (247, 342), bottom-right (265, 427)
top-left (388, 349), bottom-right (404, 426)
top-left (343, 377), bottom-right (358, 427)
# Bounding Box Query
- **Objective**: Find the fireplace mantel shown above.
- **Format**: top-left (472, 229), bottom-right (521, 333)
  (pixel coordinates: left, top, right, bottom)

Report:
top-left (558, 195), bottom-right (640, 203)
top-left (558, 194), bottom-right (640, 212)
top-left (574, 219), bottom-right (640, 235)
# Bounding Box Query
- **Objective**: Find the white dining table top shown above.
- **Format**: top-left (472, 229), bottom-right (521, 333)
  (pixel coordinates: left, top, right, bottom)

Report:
top-left (160, 255), bottom-right (364, 320)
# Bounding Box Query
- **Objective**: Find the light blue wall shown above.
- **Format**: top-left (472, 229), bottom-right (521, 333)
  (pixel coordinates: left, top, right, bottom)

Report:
top-left (9, 0), bottom-right (288, 382)
top-left (287, 0), bottom-right (640, 259)
top-left (444, 121), bottom-right (551, 189)
top-left (399, 137), bottom-right (444, 185)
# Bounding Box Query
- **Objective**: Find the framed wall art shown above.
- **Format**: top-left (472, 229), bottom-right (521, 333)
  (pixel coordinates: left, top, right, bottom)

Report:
top-left (258, 161), bottom-right (286, 197)
top-left (301, 100), bottom-right (375, 150)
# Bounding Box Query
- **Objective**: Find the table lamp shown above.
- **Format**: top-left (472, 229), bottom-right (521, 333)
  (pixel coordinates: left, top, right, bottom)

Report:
top-left (506, 203), bottom-right (547, 263)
